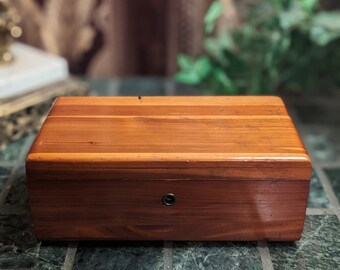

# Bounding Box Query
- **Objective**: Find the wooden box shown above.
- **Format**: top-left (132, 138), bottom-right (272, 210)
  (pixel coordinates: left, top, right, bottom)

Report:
top-left (26, 96), bottom-right (312, 241)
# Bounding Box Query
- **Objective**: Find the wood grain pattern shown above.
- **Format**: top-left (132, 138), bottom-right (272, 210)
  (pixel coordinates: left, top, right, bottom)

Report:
top-left (28, 179), bottom-right (309, 241)
top-left (26, 96), bottom-right (312, 241)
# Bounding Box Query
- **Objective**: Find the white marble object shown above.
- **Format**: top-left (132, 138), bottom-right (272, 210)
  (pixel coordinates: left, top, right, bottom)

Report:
top-left (0, 43), bottom-right (69, 99)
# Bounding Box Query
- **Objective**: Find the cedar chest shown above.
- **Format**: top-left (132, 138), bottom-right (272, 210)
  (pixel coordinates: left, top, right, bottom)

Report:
top-left (26, 96), bottom-right (312, 241)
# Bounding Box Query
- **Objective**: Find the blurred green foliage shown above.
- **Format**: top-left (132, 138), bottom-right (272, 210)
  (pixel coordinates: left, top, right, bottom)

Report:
top-left (175, 0), bottom-right (340, 94)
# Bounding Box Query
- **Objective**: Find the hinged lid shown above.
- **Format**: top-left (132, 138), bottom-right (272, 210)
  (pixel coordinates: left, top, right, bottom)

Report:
top-left (27, 96), bottom-right (312, 181)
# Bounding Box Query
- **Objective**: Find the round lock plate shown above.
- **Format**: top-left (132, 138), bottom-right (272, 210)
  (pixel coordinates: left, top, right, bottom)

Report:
top-left (162, 193), bottom-right (176, 206)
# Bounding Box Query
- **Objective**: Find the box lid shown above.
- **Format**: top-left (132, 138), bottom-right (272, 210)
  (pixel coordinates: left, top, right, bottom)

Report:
top-left (26, 96), bottom-right (312, 181)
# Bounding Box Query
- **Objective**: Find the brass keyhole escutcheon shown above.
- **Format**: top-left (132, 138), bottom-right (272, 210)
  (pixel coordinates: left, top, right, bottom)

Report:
top-left (162, 193), bottom-right (176, 206)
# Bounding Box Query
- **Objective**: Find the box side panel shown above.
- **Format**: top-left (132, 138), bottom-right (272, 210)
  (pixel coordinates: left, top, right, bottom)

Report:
top-left (27, 176), bottom-right (310, 241)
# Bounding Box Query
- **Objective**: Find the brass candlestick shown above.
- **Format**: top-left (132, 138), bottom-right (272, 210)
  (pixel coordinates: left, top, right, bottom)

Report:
top-left (0, 0), bottom-right (22, 63)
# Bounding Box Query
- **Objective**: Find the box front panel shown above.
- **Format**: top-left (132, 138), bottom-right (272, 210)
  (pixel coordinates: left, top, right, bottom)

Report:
top-left (27, 178), bottom-right (309, 241)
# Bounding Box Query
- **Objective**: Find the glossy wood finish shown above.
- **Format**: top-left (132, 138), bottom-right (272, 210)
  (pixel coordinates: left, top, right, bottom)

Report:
top-left (26, 96), bottom-right (312, 241)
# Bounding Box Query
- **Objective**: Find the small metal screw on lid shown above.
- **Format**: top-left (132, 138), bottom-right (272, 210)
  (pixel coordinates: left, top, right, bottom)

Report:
top-left (162, 193), bottom-right (176, 206)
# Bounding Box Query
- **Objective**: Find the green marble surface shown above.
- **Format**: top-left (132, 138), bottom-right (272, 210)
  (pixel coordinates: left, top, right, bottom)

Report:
top-left (4, 166), bottom-right (28, 206)
top-left (0, 137), bottom-right (26, 162)
top-left (87, 78), bottom-right (200, 96)
top-left (269, 215), bottom-right (340, 270)
top-left (0, 78), bottom-right (339, 269)
top-left (0, 166), bottom-right (11, 192)
top-left (296, 103), bottom-right (340, 126)
top-left (73, 242), bottom-right (164, 270)
top-left (307, 171), bottom-right (330, 208)
top-left (296, 102), bottom-right (340, 162)
top-left (0, 242), bottom-right (68, 270)
top-left (303, 125), bottom-right (340, 162)
top-left (173, 242), bottom-right (262, 270)
top-left (324, 169), bottom-right (340, 202)
top-left (0, 212), bottom-right (36, 247)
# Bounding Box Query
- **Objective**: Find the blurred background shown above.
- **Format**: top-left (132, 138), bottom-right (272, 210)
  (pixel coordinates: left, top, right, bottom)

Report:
top-left (8, 1), bottom-right (340, 84)
top-left (6, 0), bottom-right (340, 84)
top-left (1, 0), bottom-right (340, 144)
top-left (2, 0), bottom-right (340, 91)
top-left (1, 1), bottom-right (340, 269)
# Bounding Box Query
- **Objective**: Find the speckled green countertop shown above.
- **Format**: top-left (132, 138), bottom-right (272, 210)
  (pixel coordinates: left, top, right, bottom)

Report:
top-left (0, 78), bottom-right (340, 270)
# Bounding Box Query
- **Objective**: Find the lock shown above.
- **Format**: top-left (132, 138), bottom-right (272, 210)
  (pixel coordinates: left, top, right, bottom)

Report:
top-left (162, 193), bottom-right (176, 206)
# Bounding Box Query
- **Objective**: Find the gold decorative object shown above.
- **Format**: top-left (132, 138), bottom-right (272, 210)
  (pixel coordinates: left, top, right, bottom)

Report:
top-left (0, 0), bottom-right (22, 63)
top-left (0, 78), bottom-right (89, 147)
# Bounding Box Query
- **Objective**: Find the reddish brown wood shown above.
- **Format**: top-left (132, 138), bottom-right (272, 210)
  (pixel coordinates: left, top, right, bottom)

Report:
top-left (26, 96), bottom-right (312, 241)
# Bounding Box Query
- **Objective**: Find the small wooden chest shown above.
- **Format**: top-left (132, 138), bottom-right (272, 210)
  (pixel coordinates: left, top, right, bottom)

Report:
top-left (26, 96), bottom-right (312, 241)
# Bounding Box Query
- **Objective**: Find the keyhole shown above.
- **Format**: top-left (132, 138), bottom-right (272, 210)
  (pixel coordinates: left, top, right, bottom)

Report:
top-left (162, 193), bottom-right (176, 206)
